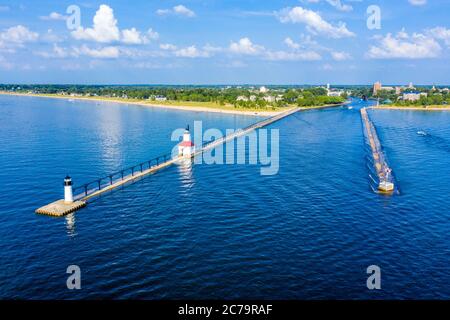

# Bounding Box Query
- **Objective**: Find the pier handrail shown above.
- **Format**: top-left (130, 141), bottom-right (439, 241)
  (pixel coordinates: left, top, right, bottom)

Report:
top-left (72, 152), bottom-right (172, 199)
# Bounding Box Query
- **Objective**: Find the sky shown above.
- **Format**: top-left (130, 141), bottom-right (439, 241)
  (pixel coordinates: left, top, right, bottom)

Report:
top-left (0, 0), bottom-right (449, 85)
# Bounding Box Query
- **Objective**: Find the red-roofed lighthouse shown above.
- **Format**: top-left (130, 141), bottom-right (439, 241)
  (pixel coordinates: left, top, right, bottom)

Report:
top-left (178, 125), bottom-right (195, 157)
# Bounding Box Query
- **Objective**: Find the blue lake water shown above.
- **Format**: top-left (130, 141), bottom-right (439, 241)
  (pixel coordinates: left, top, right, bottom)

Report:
top-left (0, 95), bottom-right (449, 299)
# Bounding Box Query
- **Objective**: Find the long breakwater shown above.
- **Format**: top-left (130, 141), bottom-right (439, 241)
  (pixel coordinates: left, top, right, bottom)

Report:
top-left (35, 107), bottom-right (300, 216)
top-left (360, 108), bottom-right (396, 194)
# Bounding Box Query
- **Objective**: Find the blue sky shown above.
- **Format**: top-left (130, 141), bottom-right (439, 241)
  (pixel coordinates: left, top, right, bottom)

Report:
top-left (0, 0), bottom-right (449, 85)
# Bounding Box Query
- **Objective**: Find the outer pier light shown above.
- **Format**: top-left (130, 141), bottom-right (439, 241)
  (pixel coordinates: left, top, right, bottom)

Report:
top-left (64, 176), bottom-right (74, 203)
top-left (178, 125), bottom-right (195, 157)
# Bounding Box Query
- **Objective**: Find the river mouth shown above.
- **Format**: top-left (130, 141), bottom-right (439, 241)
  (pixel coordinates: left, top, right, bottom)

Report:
top-left (0, 95), bottom-right (449, 299)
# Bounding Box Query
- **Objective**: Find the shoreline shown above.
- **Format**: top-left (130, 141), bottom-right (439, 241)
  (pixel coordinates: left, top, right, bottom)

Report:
top-left (0, 91), bottom-right (283, 116)
top-left (0, 91), bottom-right (348, 116)
top-left (371, 105), bottom-right (450, 111)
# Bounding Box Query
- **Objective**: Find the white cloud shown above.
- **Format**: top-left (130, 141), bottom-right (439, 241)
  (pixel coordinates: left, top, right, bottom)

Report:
top-left (71, 5), bottom-right (120, 43)
top-left (173, 5), bottom-right (195, 17)
top-left (156, 9), bottom-right (170, 16)
top-left (160, 43), bottom-right (177, 50)
top-left (203, 44), bottom-right (222, 53)
top-left (40, 12), bottom-right (67, 21)
top-left (157, 4), bottom-right (195, 17)
top-left (74, 45), bottom-right (120, 58)
top-left (277, 6), bottom-right (355, 38)
top-left (276, 37), bottom-right (322, 61)
top-left (408, 0), bottom-right (427, 6)
top-left (35, 43), bottom-right (120, 59)
top-left (326, 0), bottom-right (353, 12)
top-left (427, 27), bottom-right (450, 46)
top-left (367, 30), bottom-right (441, 59)
top-left (265, 50), bottom-right (322, 61)
top-left (0, 25), bottom-right (38, 51)
top-left (284, 37), bottom-right (300, 49)
top-left (229, 37), bottom-right (264, 55)
top-left (304, 0), bottom-right (353, 12)
top-left (175, 45), bottom-right (209, 58)
top-left (121, 28), bottom-right (159, 44)
top-left (71, 5), bottom-right (157, 44)
top-left (331, 51), bottom-right (352, 61)
top-left (146, 29), bottom-right (159, 41)
top-left (35, 43), bottom-right (70, 58)
top-left (130, 62), bottom-right (178, 69)
top-left (228, 37), bottom-right (321, 61)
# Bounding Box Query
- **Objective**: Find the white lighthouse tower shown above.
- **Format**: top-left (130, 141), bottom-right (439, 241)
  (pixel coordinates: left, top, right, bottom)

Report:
top-left (64, 176), bottom-right (74, 204)
top-left (178, 125), bottom-right (195, 157)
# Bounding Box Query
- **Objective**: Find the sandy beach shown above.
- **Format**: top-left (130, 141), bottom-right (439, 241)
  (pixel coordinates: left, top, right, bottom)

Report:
top-left (0, 91), bottom-right (285, 116)
top-left (0, 91), bottom-right (350, 116)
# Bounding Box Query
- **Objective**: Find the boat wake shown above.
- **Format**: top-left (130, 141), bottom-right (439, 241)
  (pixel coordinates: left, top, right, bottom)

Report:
top-left (417, 131), bottom-right (450, 153)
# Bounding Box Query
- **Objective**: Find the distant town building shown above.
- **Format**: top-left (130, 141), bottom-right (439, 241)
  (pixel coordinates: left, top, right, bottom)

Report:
top-left (263, 96), bottom-right (276, 103)
top-left (373, 81), bottom-right (394, 95)
top-left (373, 82), bottom-right (382, 95)
top-left (154, 95), bottom-right (167, 101)
top-left (259, 86), bottom-right (269, 93)
top-left (402, 92), bottom-right (427, 101)
top-left (327, 90), bottom-right (344, 97)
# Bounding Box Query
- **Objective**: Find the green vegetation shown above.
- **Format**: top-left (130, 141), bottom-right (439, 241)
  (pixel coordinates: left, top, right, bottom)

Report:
top-left (349, 85), bottom-right (449, 107)
top-left (0, 84), bottom-right (347, 110)
top-left (393, 93), bottom-right (449, 107)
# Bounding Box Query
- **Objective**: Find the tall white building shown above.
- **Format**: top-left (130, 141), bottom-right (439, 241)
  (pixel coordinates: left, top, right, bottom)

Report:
top-left (259, 86), bottom-right (268, 93)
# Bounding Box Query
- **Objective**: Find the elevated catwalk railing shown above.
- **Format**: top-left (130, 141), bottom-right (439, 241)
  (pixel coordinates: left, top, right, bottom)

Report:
top-left (72, 153), bottom-right (172, 201)
top-left (36, 107), bottom-right (300, 216)
top-left (360, 108), bottom-right (396, 194)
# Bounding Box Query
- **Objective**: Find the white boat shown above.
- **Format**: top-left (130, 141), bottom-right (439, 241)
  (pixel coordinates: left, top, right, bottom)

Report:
top-left (417, 131), bottom-right (427, 136)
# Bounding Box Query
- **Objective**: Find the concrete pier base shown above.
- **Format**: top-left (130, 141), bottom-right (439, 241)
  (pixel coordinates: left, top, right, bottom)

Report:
top-left (35, 200), bottom-right (86, 217)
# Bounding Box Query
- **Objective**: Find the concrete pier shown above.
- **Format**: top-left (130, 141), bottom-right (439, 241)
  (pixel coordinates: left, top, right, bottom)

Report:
top-left (36, 107), bottom-right (301, 216)
top-left (35, 200), bottom-right (86, 217)
top-left (360, 108), bottom-right (395, 194)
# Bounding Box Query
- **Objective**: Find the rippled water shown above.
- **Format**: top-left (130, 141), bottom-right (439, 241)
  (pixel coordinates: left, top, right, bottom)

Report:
top-left (0, 96), bottom-right (449, 299)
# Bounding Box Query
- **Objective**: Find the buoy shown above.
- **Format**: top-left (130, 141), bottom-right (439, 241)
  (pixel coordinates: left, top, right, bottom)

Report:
top-left (64, 176), bottom-right (74, 204)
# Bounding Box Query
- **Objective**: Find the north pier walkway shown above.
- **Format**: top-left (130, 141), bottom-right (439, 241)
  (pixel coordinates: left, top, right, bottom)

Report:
top-left (36, 107), bottom-right (300, 216)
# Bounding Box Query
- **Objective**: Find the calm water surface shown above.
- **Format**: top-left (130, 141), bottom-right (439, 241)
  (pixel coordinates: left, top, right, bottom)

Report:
top-left (0, 96), bottom-right (449, 299)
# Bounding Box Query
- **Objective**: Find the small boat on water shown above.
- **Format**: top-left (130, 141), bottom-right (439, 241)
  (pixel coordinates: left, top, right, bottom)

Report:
top-left (348, 106), bottom-right (353, 110)
top-left (417, 131), bottom-right (427, 136)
